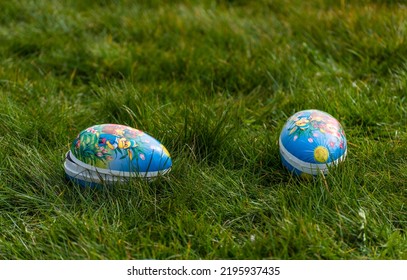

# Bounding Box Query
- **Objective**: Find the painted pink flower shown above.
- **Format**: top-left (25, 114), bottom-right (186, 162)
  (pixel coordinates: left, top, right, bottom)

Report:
top-left (329, 142), bottom-right (335, 148)
top-left (106, 156), bottom-right (113, 160)
top-left (96, 152), bottom-right (103, 157)
top-left (139, 154), bottom-right (145, 160)
top-left (308, 138), bottom-right (314, 143)
top-left (75, 140), bottom-right (81, 148)
top-left (293, 135), bottom-right (298, 141)
top-left (313, 132), bottom-right (319, 137)
top-left (339, 142), bottom-right (344, 149)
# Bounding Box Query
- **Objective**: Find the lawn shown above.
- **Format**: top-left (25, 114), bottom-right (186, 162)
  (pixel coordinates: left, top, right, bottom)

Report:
top-left (0, 0), bottom-right (406, 259)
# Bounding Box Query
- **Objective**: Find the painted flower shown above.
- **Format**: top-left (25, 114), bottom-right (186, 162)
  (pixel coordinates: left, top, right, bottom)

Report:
top-left (86, 127), bottom-right (97, 134)
top-left (139, 153), bottom-right (145, 160)
top-left (293, 135), bottom-right (298, 141)
top-left (308, 138), bottom-right (314, 143)
top-left (295, 117), bottom-right (310, 130)
top-left (75, 140), bottom-right (81, 148)
top-left (106, 156), bottom-right (113, 161)
top-left (314, 146), bottom-right (329, 163)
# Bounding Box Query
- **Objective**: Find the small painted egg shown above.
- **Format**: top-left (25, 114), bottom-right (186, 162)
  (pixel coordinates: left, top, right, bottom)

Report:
top-left (64, 124), bottom-right (172, 187)
top-left (279, 110), bottom-right (347, 176)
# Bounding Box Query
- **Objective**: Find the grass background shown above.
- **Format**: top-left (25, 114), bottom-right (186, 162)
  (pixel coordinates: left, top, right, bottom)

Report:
top-left (0, 0), bottom-right (406, 259)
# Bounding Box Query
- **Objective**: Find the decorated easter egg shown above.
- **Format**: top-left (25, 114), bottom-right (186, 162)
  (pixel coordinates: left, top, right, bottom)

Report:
top-left (64, 124), bottom-right (172, 187)
top-left (279, 110), bottom-right (347, 176)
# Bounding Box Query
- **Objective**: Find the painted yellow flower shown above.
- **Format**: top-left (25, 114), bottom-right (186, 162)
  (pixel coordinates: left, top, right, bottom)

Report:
top-left (314, 146), bottom-right (329, 162)
top-left (295, 118), bottom-right (309, 128)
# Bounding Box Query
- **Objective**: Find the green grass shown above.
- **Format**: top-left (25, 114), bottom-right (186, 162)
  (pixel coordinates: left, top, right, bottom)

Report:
top-left (0, 0), bottom-right (406, 259)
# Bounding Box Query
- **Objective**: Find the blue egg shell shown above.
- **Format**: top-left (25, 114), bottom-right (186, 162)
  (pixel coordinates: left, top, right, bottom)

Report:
top-left (64, 124), bottom-right (172, 186)
top-left (279, 110), bottom-right (347, 175)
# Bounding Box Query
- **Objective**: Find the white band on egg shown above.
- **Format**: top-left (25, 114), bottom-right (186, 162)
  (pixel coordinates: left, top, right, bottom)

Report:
top-left (67, 151), bottom-right (171, 179)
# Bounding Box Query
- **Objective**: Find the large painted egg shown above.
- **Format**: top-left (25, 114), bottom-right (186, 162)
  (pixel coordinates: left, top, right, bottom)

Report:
top-left (279, 110), bottom-right (347, 176)
top-left (64, 124), bottom-right (172, 187)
